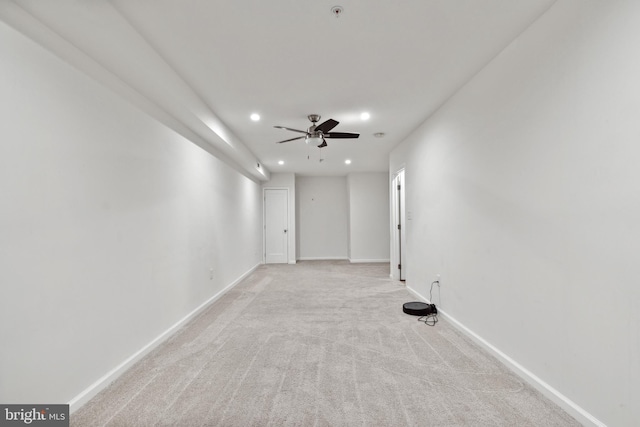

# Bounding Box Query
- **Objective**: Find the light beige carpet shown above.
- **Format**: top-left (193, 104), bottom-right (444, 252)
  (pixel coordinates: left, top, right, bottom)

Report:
top-left (72, 261), bottom-right (580, 426)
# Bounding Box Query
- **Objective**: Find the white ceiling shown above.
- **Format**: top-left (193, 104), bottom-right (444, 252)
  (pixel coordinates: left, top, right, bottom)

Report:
top-left (3, 0), bottom-right (556, 179)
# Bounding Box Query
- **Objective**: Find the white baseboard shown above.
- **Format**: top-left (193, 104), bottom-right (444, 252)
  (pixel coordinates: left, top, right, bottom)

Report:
top-left (349, 258), bottom-right (390, 263)
top-left (297, 257), bottom-right (348, 261)
top-left (406, 285), bottom-right (606, 427)
top-left (68, 262), bottom-right (261, 413)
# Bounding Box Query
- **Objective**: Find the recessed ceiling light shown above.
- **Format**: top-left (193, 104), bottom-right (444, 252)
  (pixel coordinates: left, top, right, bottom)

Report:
top-left (360, 112), bottom-right (370, 121)
top-left (345, 159), bottom-right (352, 165)
top-left (250, 113), bottom-right (260, 121)
top-left (278, 160), bottom-right (284, 165)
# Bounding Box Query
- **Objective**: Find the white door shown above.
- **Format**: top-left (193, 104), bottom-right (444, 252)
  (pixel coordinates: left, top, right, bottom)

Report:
top-left (398, 171), bottom-right (406, 280)
top-left (392, 170), bottom-right (406, 280)
top-left (264, 189), bottom-right (288, 264)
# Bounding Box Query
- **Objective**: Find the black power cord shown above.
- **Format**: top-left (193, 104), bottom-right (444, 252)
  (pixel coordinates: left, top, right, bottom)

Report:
top-left (429, 279), bottom-right (440, 302)
top-left (418, 313), bottom-right (438, 326)
top-left (418, 280), bottom-right (440, 326)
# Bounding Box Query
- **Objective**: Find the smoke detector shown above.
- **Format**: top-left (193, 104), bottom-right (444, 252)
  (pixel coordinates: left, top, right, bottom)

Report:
top-left (331, 6), bottom-right (343, 18)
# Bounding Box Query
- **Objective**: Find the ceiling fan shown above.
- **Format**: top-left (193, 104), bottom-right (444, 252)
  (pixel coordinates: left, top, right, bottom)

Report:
top-left (274, 114), bottom-right (359, 148)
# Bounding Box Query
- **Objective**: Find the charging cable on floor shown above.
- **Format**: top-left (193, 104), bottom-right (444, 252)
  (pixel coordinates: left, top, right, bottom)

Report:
top-left (418, 280), bottom-right (439, 326)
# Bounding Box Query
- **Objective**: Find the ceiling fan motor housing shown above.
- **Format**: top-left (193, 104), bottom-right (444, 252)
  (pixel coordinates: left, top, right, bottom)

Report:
top-left (308, 114), bottom-right (321, 123)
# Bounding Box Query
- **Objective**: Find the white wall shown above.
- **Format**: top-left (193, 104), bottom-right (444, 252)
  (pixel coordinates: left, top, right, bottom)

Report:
top-left (262, 173), bottom-right (296, 264)
top-left (347, 173), bottom-right (390, 262)
top-left (0, 22), bottom-right (262, 407)
top-left (389, 1), bottom-right (640, 425)
top-left (296, 176), bottom-right (348, 260)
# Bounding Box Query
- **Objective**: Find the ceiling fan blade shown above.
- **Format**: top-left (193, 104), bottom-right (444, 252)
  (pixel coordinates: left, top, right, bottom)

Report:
top-left (317, 140), bottom-right (328, 148)
top-left (324, 132), bottom-right (359, 139)
top-left (275, 136), bottom-right (305, 144)
top-left (274, 126), bottom-right (308, 134)
top-left (315, 119), bottom-right (339, 133)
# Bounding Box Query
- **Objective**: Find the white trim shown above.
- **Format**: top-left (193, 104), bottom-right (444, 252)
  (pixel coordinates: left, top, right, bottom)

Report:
top-left (390, 168), bottom-right (406, 281)
top-left (68, 262), bottom-right (261, 413)
top-left (405, 286), bottom-right (606, 427)
top-left (349, 258), bottom-right (390, 263)
top-left (297, 257), bottom-right (349, 261)
top-left (392, 163), bottom-right (406, 178)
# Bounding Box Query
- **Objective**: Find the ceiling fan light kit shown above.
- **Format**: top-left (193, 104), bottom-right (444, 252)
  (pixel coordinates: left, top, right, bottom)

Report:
top-left (305, 135), bottom-right (323, 146)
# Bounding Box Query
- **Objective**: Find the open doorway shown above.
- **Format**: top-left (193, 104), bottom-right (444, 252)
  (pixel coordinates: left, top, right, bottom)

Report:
top-left (391, 169), bottom-right (406, 281)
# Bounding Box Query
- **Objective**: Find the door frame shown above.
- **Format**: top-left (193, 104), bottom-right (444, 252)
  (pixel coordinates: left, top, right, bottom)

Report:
top-left (391, 168), bottom-right (406, 280)
top-left (263, 187), bottom-right (290, 264)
